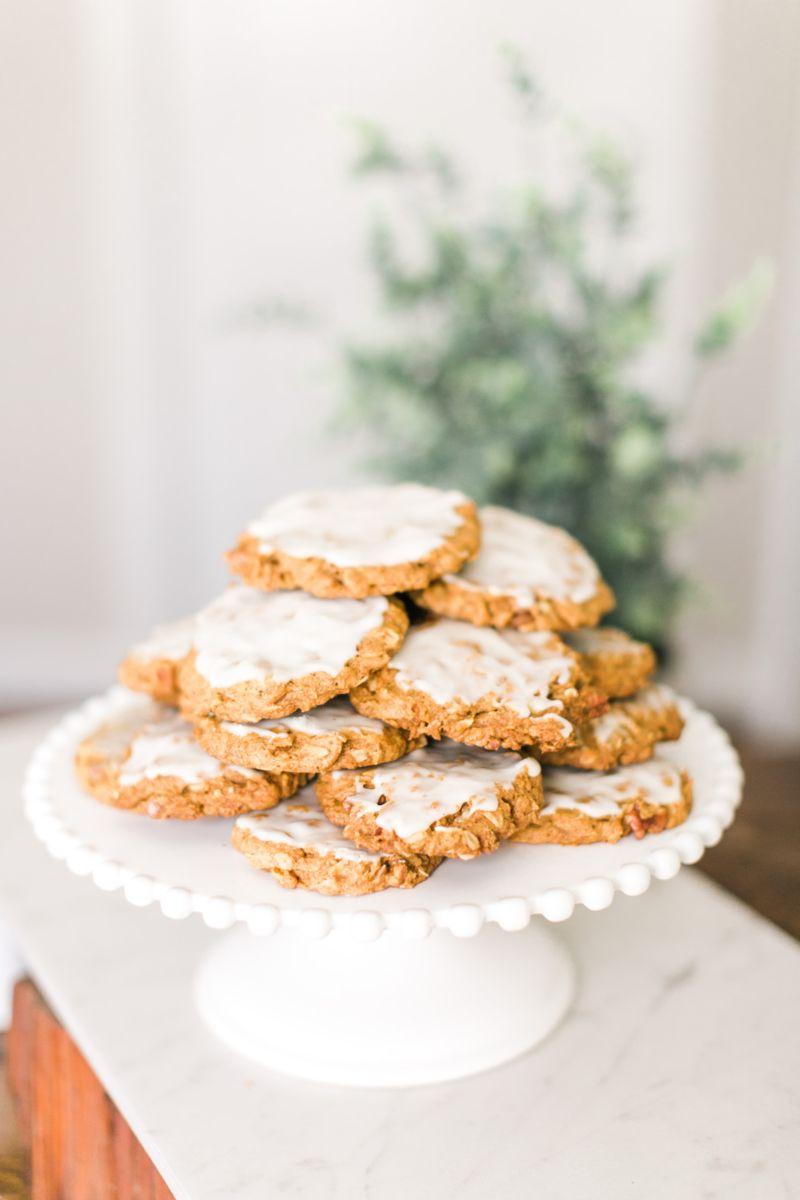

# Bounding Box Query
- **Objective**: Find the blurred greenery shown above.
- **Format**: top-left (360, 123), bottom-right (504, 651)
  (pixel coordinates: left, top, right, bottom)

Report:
top-left (338, 51), bottom-right (772, 645)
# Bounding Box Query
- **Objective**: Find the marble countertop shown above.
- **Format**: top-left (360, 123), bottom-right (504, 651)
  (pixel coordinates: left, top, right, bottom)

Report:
top-left (1, 709), bottom-right (799, 1200)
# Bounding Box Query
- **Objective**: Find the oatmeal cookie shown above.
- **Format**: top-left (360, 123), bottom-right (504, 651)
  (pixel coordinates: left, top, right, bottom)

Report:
top-left (193, 696), bottom-right (424, 775)
top-left (118, 615), bottom-right (195, 705)
top-left (511, 756), bottom-right (692, 845)
top-left (564, 626), bottom-right (656, 699)
top-left (350, 619), bottom-right (606, 753)
top-left (413, 505), bottom-right (614, 631)
top-left (233, 791), bottom-right (440, 895)
top-left (541, 685), bottom-right (683, 770)
top-left (226, 483), bottom-right (481, 599)
top-left (75, 704), bottom-right (305, 819)
top-left (179, 586), bottom-right (408, 723)
top-left (316, 740), bottom-right (542, 860)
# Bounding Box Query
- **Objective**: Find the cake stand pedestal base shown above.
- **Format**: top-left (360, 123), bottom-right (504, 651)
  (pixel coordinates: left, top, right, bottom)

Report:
top-left (194, 921), bottom-right (575, 1087)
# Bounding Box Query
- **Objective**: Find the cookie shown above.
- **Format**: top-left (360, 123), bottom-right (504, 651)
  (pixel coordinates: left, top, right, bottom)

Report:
top-left (511, 756), bottom-right (692, 845)
top-left (412, 505), bottom-right (614, 631)
top-left (315, 740), bottom-right (542, 860)
top-left (75, 704), bottom-right (305, 819)
top-left (233, 792), bottom-right (440, 895)
top-left (349, 618), bottom-right (606, 752)
top-left (193, 696), bottom-right (424, 775)
top-left (118, 615), bottom-right (196, 705)
top-left (564, 626), bottom-right (656, 699)
top-left (541, 685), bottom-right (683, 770)
top-left (179, 586), bottom-right (408, 723)
top-left (225, 483), bottom-right (480, 599)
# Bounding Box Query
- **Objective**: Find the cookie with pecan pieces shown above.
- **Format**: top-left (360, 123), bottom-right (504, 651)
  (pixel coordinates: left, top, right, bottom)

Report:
top-left (564, 626), bottom-right (656, 699)
top-left (118, 615), bottom-right (195, 705)
top-left (512, 756), bottom-right (692, 845)
top-left (233, 791), bottom-right (440, 895)
top-left (75, 704), bottom-right (304, 819)
top-left (350, 619), bottom-right (606, 753)
top-left (316, 740), bottom-right (542, 861)
top-left (179, 586), bottom-right (408, 723)
top-left (541, 685), bottom-right (683, 770)
top-left (194, 696), bottom-right (424, 775)
top-left (226, 484), bottom-right (480, 599)
top-left (413, 505), bottom-right (614, 631)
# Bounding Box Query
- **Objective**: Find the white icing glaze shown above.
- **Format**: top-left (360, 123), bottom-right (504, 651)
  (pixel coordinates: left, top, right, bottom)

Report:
top-left (338, 741), bottom-right (538, 839)
top-left (541, 755), bottom-right (684, 818)
top-left (442, 505), bottom-right (600, 606)
top-left (237, 793), bottom-right (384, 862)
top-left (564, 626), bottom-right (644, 655)
top-left (247, 484), bottom-right (469, 568)
top-left (220, 697), bottom-right (386, 742)
top-left (91, 703), bottom-right (162, 760)
top-left (193, 586), bottom-right (390, 689)
top-left (130, 615), bottom-right (196, 663)
top-left (588, 684), bottom-right (676, 742)
top-left (116, 710), bottom-right (260, 785)
top-left (390, 619), bottom-right (575, 724)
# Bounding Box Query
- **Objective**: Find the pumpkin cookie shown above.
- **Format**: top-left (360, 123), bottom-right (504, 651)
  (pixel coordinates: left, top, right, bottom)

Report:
top-left (316, 741), bottom-right (542, 860)
top-left (225, 483), bottom-right (480, 599)
top-left (350, 619), bottom-right (606, 753)
top-left (542, 685), bottom-right (683, 770)
top-left (118, 615), bottom-right (196, 705)
top-left (564, 626), bottom-right (656, 699)
top-left (413, 505), bottom-right (614, 631)
top-left (511, 756), bottom-right (692, 845)
top-left (179, 586), bottom-right (408, 723)
top-left (233, 791), bottom-right (440, 895)
top-left (193, 696), bottom-right (423, 775)
top-left (75, 704), bottom-right (305, 819)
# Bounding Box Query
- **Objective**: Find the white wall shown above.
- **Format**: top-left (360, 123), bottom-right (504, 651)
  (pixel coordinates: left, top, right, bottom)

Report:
top-left (1, 0), bottom-right (798, 743)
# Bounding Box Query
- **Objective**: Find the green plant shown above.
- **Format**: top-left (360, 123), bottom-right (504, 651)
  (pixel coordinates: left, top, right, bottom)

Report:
top-left (338, 52), bottom-right (771, 645)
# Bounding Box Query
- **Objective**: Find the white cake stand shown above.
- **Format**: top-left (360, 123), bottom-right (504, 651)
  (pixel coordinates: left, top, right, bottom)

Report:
top-left (23, 688), bottom-right (742, 1088)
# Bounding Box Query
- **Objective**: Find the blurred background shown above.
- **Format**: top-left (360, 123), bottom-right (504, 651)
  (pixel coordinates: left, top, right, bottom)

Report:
top-left (1, 0), bottom-right (799, 751)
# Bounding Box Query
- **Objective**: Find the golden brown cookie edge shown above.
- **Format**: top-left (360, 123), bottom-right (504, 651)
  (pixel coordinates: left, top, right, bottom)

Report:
top-left (231, 823), bottom-right (440, 894)
top-left (178, 596), bottom-right (409, 722)
top-left (412, 575), bottom-right (615, 632)
top-left (225, 501), bottom-right (481, 598)
top-left (511, 769), bottom-right (693, 845)
top-left (315, 762), bottom-right (542, 860)
top-left (74, 729), bottom-right (305, 819)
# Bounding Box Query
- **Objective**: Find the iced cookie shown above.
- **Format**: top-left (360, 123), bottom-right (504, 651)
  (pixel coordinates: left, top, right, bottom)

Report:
top-left (564, 626), bottom-right (656, 699)
top-left (179, 586), bottom-right (408, 723)
top-left (316, 740), bottom-right (542, 860)
top-left (511, 756), bottom-right (692, 845)
top-left (75, 704), bottom-right (305, 819)
top-left (118, 615), bottom-right (196, 705)
top-left (413, 505), bottom-right (614, 631)
top-left (233, 792), bottom-right (440, 895)
top-left (193, 696), bottom-right (424, 775)
top-left (542, 685), bottom-right (683, 770)
top-left (349, 619), bottom-right (606, 753)
top-left (225, 483), bottom-right (481, 599)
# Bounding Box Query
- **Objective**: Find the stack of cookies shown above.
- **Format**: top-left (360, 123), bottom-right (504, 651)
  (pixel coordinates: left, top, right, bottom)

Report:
top-left (75, 485), bottom-right (692, 897)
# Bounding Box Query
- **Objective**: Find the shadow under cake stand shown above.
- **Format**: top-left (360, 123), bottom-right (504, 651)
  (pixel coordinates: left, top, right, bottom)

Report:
top-left (24, 688), bottom-right (743, 1088)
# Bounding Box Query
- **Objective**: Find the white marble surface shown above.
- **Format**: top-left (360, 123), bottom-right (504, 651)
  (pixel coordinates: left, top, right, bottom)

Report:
top-left (1, 709), bottom-right (799, 1199)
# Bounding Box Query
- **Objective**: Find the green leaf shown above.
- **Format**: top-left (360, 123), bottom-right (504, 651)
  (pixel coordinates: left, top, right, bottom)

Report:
top-left (500, 45), bottom-right (544, 113)
top-left (349, 119), bottom-right (406, 176)
top-left (694, 258), bottom-right (774, 358)
top-left (334, 48), bottom-right (761, 645)
top-left (582, 134), bottom-right (635, 230)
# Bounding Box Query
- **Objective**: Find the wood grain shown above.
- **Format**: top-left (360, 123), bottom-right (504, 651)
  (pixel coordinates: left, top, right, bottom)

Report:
top-left (6, 980), bottom-right (174, 1200)
top-left (699, 741), bottom-right (800, 941)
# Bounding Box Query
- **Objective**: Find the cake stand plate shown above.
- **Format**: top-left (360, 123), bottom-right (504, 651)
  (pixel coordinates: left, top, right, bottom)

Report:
top-left (24, 689), bottom-right (742, 1087)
